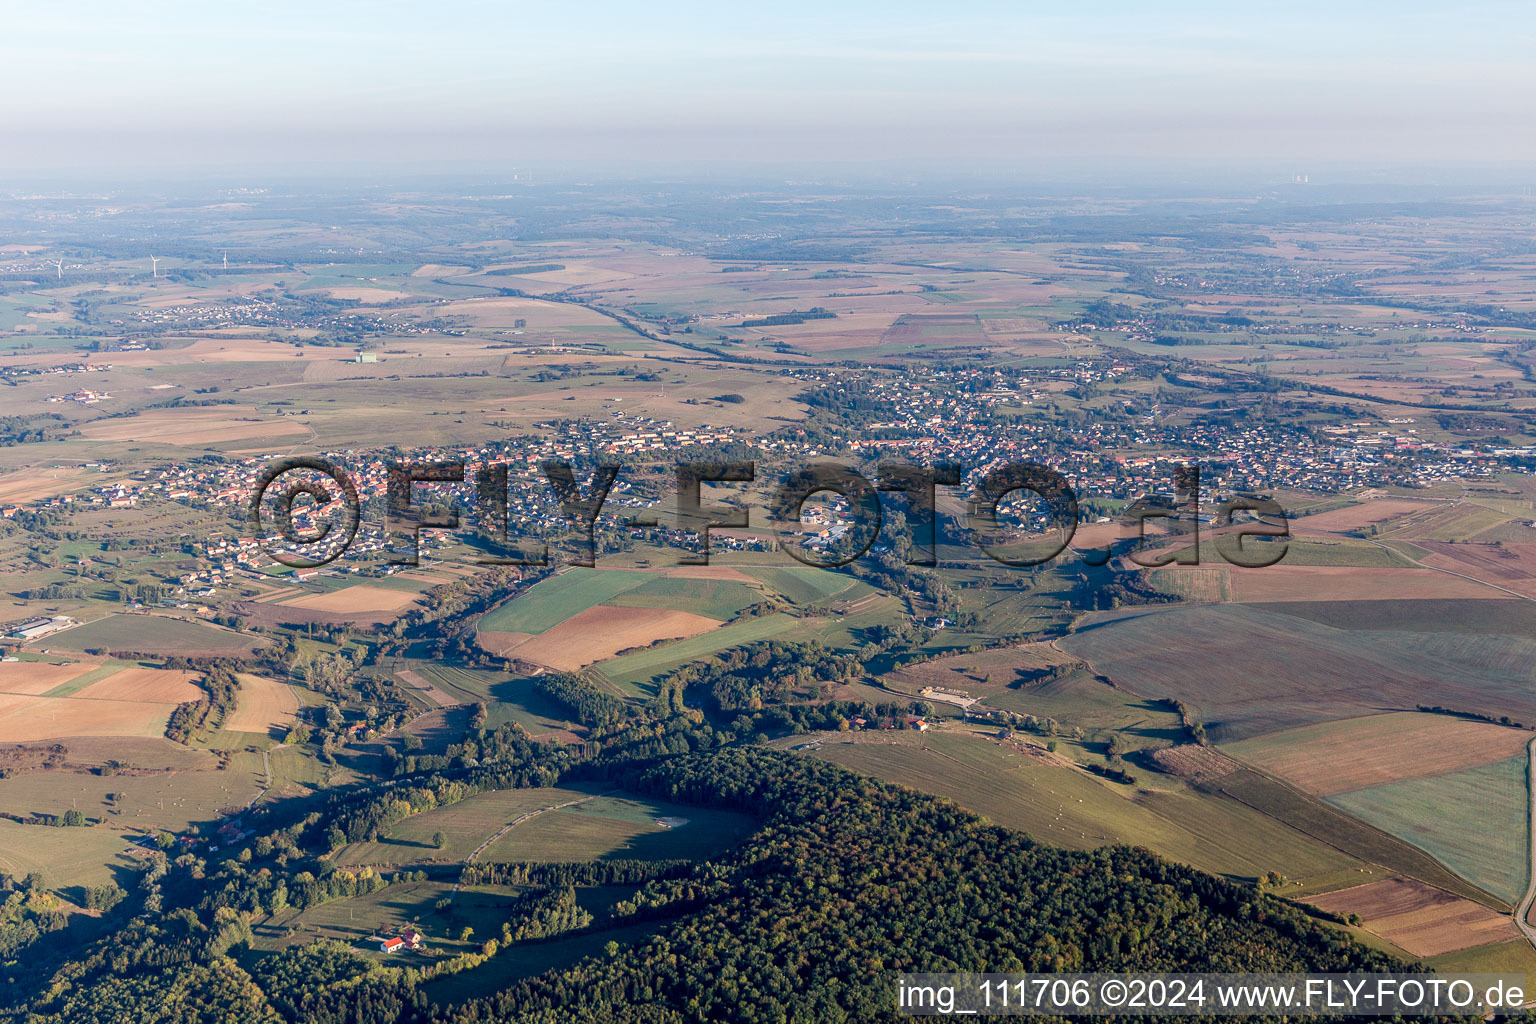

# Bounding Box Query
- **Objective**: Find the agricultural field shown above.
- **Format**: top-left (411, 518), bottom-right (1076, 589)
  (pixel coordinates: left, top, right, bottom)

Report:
top-left (594, 612), bottom-right (801, 694)
top-left (803, 730), bottom-right (1365, 887)
top-left (490, 606), bottom-right (722, 671)
top-left (218, 673), bottom-right (300, 737)
top-left (333, 786), bottom-right (604, 866)
top-left (0, 662), bottom-right (201, 743)
top-left (0, 818), bottom-right (143, 894)
top-left (1058, 604), bottom-right (1536, 742)
top-left (41, 614), bottom-right (265, 657)
top-left (1223, 712), bottom-right (1533, 796)
top-left (479, 793), bottom-right (756, 864)
top-left (1306, 877), bottom-right (1519, 957)
top-left (1327, 756), bottom-right (1529, 904)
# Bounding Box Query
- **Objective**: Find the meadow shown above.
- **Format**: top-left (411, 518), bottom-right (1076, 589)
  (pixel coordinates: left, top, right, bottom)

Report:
top-left (1327, 756), bottom-right (1529, 904)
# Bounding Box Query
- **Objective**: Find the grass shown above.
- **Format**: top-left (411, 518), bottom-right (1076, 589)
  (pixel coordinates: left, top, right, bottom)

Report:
top-left (476, 570), bottom-right (650, 635)
top-left (254, 879), bottom-right (521, 958)
top-left (0, 763), bottom-right (261, 834)
top-left (0, 818), bottom-right (141, 892)
top-left (595, 612), bottom-right (801, 694)
top-left (1215, 767), bottom-right (1507, 908)
top-left (604, 576), bottom-right (762, 620)
top-left (45, 614), bottom-right (264, 656)
top-left (1328, 756), bottom-right (1529, 904)
top-left (740, 565), bottom-right (860, 605)
top-left (481, 796), bottom-right (756, 864)
top-left (1429, 938), bottom-right (1536, 975)
top-left (806, 731), bottom-right (1363, 886)
top-left (333, 786), bottom-right (598, 867)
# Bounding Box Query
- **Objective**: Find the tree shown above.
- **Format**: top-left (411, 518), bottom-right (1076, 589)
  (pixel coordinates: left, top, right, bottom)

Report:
top-left (432, 831), bottom-right (445, 850)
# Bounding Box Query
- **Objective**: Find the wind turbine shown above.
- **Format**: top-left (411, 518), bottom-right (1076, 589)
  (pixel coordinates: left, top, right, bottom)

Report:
top-left (222, 251), bottom-right (228, 270)
top-left (149, 255), bottom-right (159, 278)
top-left (50, 258), bottom-right (63, 279)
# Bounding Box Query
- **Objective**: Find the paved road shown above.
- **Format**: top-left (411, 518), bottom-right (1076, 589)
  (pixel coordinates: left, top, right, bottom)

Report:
top-left (1514, 737), bottom-right (1536, 950)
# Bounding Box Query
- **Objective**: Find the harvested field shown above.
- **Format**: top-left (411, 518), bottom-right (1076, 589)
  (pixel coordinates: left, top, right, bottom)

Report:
top-left (1295, 499), bottom-right (1438, 534)
top-left (221, 674), bottom-right (299, 734)
top-left (71, 667), bottom-right (202, 704)
top-left (1417, 542), bottom-right (1536, 584)
top-left (1229, 566), bottom-right (1500, 603)
top-left (1058, 604), bottom-right (1536, 741)
top-left (76, 407), bottom-right (310, 445)
top-left (1307, 877), bottom-right (1518, 957)
top-left (507, 606), bottom-right (722, 672)
top-left (276, 585), bottom-right (420, 618)
top-left (1224, 712), bottom-right (1532, 796)
top-left (0, 691), bottom-right (179, 741)
top-left (1149, 744), bottom-right (1243, 783)
top-left (0, 660), bottom-right (96, 696)
top-left (475, 631), bottom-right (532, 657)
top-left (1252, 598), bottom-right (1536, 637)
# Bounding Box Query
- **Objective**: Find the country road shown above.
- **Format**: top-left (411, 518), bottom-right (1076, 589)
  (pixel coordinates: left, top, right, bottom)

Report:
top-left (1514, 737), bottom-right (1536, 951)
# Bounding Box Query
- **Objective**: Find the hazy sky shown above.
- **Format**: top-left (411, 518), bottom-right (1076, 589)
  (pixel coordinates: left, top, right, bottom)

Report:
top-left (4, 0), bottom-right (1534, 174)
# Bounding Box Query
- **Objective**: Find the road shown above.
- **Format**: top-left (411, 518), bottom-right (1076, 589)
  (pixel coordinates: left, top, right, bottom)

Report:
top-left (1514, 737), bottom-right (1536, 951)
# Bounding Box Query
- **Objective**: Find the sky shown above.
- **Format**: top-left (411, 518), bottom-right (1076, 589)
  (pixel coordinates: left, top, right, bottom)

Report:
top-left (4, 0), bottom-right (1534, 175)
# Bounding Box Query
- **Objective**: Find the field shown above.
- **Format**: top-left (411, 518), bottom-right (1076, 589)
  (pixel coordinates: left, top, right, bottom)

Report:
top-left (43, 614), bottom-right (265, 657)
top-left (1058, 604), bottom-right (1536, 742)
top-left (0, 818), bottom-right (142, 893)
top-left (490, 605), bottom-right (722, 671)
top-left (0, 659), bottom-right (102, 696)
top-left (1327, 756), bottom-right (1529, 904)
top-left (275, 585), bottom-right (421, 619)
top-left (480, 793), bottom-right (757, 864)
top-left (220, 673), bottom-right (300, 736)
top-left (594, 612), bottom-right (801, 694)
top-left (476, 570), bottom-right (651, 635)
top-left (805, 730), bottom-right (1364, 886)
top-left (1223, 712), bottom-right (1533, 796)
top-left (333, 786), bottom-right (602, 866)
top-left (334, 785), bottom-right (756, 868)
top-left (0, 755), bottom-right (264, 833)
top-left (1294, 499), bottom-right (1440, 534)
top-left (1251, 598), bottom-right (1536, 637)
top-left (0, 662), bottom-right (202, 742)
top-left (1306, 877), bottom-right (1518, 957)
top-left (1228, 565), bottom-right (1511, 602)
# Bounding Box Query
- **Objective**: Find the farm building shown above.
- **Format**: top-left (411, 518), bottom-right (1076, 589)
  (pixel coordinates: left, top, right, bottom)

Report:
top-left (11, 616), bottom-right (75, 640)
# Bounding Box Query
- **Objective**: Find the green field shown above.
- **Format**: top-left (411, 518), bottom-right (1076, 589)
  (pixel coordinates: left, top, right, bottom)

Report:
top-left (333, 786), bottom-right (599, 867)
top-left (807, 731), bottom-right (1363, 886)
top-left (481, 794), bottom-right (756, 864)
top-left (740, 565), bottom-right (861, 605)
top-left (0, 759), bottom-right (263, 834)
top-left (476, 571), bottom-right (650, 634)
top-left (594, 612), bottom-right (801, 693)
top-left (1328, 756), bottom-right (1529, 903)
top-left (46, 615), bottom-right (266, 656)
top-left (604, 576), bottom-right (763, 620)
top-left (0, 818), bottom-right (141, 894)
